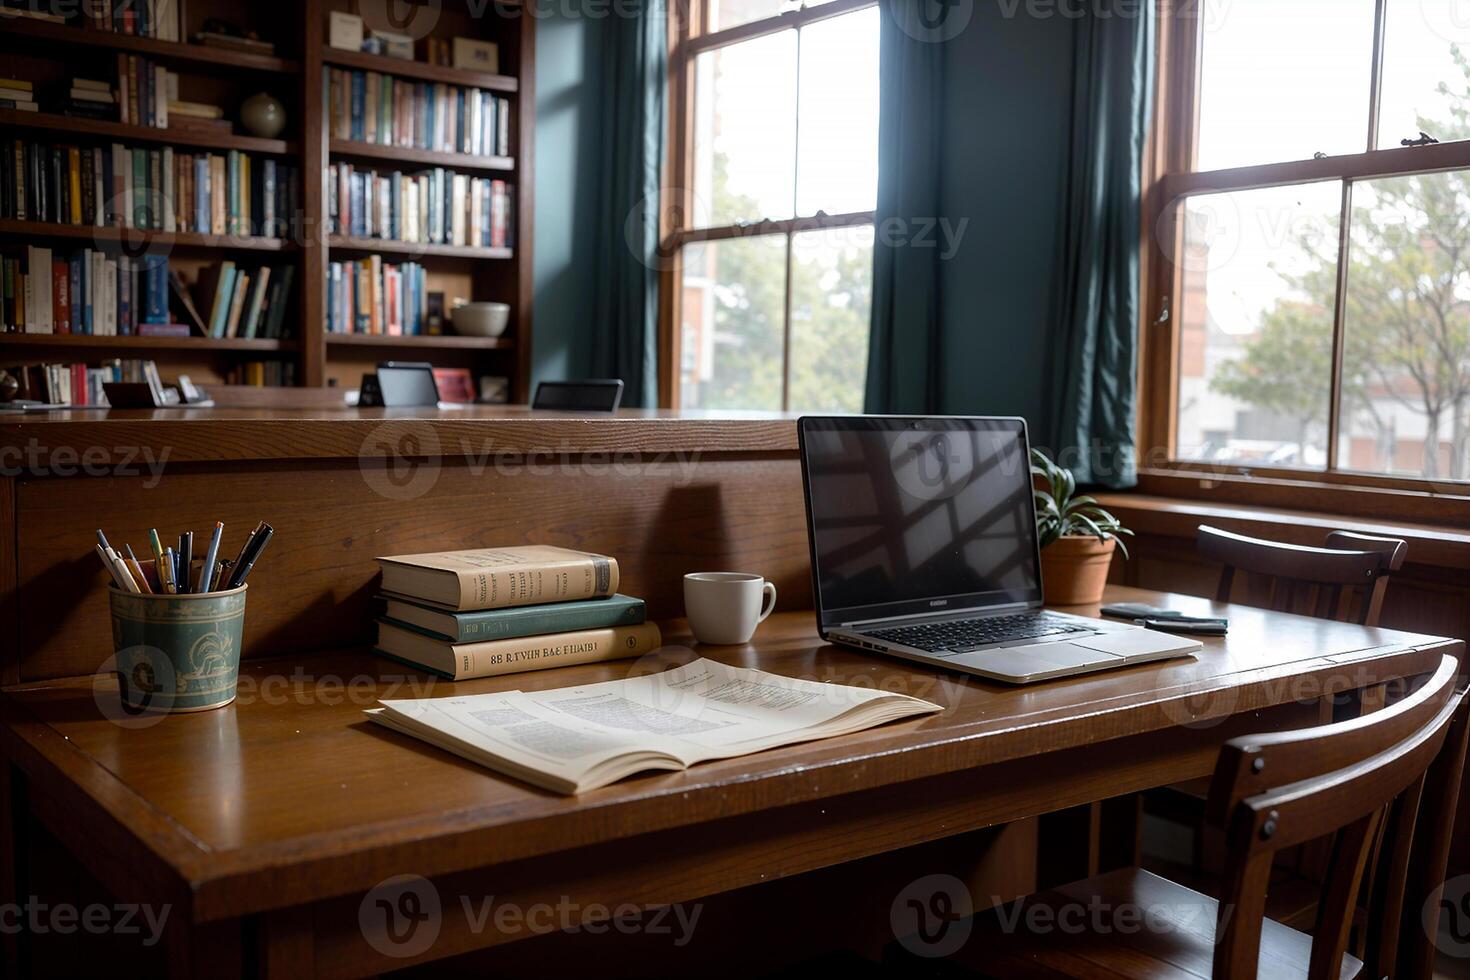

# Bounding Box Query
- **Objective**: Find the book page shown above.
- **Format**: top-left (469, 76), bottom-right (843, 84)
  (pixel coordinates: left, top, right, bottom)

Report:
top-left (375, 692), bottom-right (653, 788)
top-left (519, 659), bottom-right (940, 764)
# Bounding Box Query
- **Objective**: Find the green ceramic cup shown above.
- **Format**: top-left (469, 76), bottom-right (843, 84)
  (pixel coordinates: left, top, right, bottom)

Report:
top-left (108, 578), bottom-right (248, 713)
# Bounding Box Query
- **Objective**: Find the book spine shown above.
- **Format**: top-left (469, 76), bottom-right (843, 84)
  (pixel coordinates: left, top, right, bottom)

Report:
top-left (454, 555), bottom-right (620, 610)
top-left (440, 623), bottom-right (661, 680)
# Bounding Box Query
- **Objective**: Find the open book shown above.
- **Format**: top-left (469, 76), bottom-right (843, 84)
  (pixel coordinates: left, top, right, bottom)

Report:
top-left (366, 659), bottom-right (943, 793)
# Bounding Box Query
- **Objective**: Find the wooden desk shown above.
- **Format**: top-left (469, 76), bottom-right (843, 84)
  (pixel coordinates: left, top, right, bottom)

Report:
top-left (0, 587), bottom-right (1457, 978)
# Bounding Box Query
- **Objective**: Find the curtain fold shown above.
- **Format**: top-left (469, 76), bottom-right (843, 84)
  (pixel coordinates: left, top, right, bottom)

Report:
top-left (590, 0), bottom-right (666, 408)
top-left (1047, 3), bottom-right (1154, 487)
top-left (863, 0), bottom-right (946, 414)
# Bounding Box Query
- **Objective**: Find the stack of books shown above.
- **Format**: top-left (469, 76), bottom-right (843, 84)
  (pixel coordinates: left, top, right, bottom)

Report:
top-left (60, 78), bottom-right (115, 120)
top-left (374, 546), bottom-right (660, 681)
top-left (327, 69), bottom-right (512, 157)
top-left (326, 256), bottom-right (427, 335)
top-left (0, 77), bottom-right (38, 112)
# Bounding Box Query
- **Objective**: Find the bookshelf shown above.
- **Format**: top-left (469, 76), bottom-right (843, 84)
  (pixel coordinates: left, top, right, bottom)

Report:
top-left (1, 0), bottom-right (535, 400)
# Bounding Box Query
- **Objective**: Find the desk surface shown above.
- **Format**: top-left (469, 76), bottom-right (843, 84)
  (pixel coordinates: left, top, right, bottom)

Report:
top-left (0, 406), bottom-right (801, 465)
top-left (0, 586), bottom-right (1457, 927)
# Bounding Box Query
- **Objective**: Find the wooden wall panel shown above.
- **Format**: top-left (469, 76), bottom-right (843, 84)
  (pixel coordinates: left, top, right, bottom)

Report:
top-left (15, 454), bottom-right (813, 681)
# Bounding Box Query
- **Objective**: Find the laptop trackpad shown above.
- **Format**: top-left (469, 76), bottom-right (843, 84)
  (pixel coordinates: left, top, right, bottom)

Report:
top-left (953, 642), bottom-right (1117, 674)
top-left (1069, 631), bottom-right (1179, 657)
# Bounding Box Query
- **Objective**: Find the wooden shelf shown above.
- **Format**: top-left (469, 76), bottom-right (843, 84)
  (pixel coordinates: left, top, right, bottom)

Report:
top-left (0, 109), bottom-right (296, 156)
top-left (327, 236), bottom-right (512, 260)
top-left (324, 334), bottom-right (513, 350)
top-left (0, 16), bottom-right (299, 73)
top-left (320, 47), bottom-right (518, 93)
top-left (328, 140), bottom-right (514, 173)
top-left (1, 333), bottom-right (298, 352)
top-left (0, 220), bottom-right (293, 252)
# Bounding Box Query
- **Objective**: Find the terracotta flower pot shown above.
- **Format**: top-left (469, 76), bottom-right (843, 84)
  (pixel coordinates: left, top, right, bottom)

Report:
top-left (1040, 535), bottom-right (1117, 606)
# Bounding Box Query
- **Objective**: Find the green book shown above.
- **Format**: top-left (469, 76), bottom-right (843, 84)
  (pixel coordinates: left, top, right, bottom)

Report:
top-left (379, 593), bottom-right (646, 643)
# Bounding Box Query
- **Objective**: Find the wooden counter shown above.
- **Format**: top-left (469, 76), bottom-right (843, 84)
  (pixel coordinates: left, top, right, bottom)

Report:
top-left (0, 406), bottom-right (800, 466)
top-left (0, 409), bottom-right (808, 683)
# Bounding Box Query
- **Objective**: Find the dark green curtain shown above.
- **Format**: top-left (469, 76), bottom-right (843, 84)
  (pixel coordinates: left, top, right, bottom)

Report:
top-left (590, 0), bottom-right (666, 407)
top-left (863, 0), bottom-right (946, 414)
top-left (1047, 4), bottom-right (1154, 487)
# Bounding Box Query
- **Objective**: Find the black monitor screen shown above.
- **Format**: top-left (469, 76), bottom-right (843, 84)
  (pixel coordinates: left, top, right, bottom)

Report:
top-left (799, 417), bottom-right (1043, 627)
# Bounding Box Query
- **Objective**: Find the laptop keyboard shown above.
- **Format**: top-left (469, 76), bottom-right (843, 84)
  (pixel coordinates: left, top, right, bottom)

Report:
top-left (866, 614), bottom-right (1087, 653)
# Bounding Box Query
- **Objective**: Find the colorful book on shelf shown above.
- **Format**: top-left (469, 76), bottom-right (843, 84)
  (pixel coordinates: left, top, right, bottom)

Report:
top-left (374, 619), bottom-right (661, 681)
top-left (380, 593), bottom-right (646, 643)
top-left (376, 546), bottom-right (620, 612)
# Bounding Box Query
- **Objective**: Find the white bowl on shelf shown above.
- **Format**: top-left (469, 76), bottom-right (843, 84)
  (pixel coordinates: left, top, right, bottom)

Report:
top-left (451, 302), bottom-right (511, 337)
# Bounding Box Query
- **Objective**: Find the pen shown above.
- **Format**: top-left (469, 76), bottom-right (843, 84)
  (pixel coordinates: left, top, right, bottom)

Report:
top-left (123, 545), bottom-right (154, 595)
top-left (147, 529), bottom-right (166, 584)
top-left (178, 531), bottom-right (193, 594)
top-left (160, 546), bottom-right (177, 594)
top-left (95, 529), bottom-right (113, 553)
top-left (227, 523), bottom-right (273, 589)
top-left (227, 524), bottom-right (260, 582)
top-left (198, 522), bottom-right (223, 594)
top-left (109, 549), bottom-right (141, 593)
top-left (213, 559), bottom-right (233, 591)
top-left (95, 544), bottom-right (130, 591)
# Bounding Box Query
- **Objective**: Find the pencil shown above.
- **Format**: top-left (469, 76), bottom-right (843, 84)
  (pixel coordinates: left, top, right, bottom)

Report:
top-left (123, 549), bottom-right (154, 595)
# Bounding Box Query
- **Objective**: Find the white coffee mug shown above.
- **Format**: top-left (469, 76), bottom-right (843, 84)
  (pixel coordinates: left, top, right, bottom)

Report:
top-left (684, 572), bottom-right (777, 645)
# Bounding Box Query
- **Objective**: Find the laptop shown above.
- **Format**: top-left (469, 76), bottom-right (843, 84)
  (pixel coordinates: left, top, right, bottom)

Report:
top-left (797, 416), bottom-right (1200, 683)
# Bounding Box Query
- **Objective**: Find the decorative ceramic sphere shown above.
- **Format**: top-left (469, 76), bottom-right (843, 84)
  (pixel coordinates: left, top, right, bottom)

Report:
top-left (240, 93), bottom-right (286, 139)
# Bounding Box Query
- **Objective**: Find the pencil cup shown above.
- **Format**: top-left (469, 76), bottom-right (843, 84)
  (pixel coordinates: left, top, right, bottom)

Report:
top-left (108, 569), bottom-right (247, 713)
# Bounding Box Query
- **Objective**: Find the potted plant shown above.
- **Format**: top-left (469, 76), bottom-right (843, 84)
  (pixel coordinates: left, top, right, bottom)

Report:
top-left (1031, 448), bottom-right (1131, 605)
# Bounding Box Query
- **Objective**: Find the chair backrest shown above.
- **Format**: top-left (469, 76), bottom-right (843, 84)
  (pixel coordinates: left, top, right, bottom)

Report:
top-left (531, 379), bottom-right (625, 412)
top-left (1197, 524), bottom-right (1408, 626)
top-left (1203, 655), bottom-right (1469, 979)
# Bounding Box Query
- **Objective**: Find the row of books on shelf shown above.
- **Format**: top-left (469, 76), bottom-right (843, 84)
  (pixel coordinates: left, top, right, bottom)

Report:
top-left (1, 139), bottom-right (301, 238)
top-left (193, 261), bottom-right (296, 339)
top-left (75, 0), bottom-right (183, 41)
top-left (3, 245), bottom-right (171, 335)
top-left (328, 69), bottom-right (512, 157)
top-left (227, 360), bottom-right (296, 387)
top-left (5, 0), bottom-right (276, 55)
top-left (2, 247), bottom-right (294, 338)
top-left (326, 257), bottom-right (428, 336)
top-left (3, 359), bottom-right (163, 406)
top-left (328, 164), bottom-right (512, 248)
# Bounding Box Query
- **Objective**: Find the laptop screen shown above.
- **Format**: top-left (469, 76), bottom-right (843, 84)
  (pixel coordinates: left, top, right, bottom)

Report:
top-left (799, 417), bottom-right (1043, 629)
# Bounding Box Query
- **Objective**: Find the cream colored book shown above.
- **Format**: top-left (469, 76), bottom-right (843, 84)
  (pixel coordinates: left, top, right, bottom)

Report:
top-left (367, 659), bottom-right (944, 794)
top-left (375, 619), bottom-right (661, 680)
top-left (376, 546), bottom-right (619, 611)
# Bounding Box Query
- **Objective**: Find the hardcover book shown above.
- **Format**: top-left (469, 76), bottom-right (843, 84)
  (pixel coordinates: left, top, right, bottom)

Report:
top-left (376, 546), bottom-right (619, 611)
top-left (381, 593), bottom-right (645, 643)
top-left (375, 619), bottom-right (661, 681)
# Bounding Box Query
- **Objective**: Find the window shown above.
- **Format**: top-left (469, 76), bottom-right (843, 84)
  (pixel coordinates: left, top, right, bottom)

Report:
top-left (1150, 0), bottom-right (1470, 486)
top-left (664, 0), bottom-right (878, 411)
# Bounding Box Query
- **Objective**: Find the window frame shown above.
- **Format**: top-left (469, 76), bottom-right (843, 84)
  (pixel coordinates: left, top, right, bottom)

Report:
top-left (1141, 0), bottom-right (1470, 520)
top-left (659, 0), bottom-right (879, 409)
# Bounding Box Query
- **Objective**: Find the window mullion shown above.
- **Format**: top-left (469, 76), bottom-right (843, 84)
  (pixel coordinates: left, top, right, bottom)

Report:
top-left (1366, 0), bottom-right (1387, 151)
top-left (1326, 181), bottom-right (1355, 473)
top-left (781, 233), bottom-right (795, 412)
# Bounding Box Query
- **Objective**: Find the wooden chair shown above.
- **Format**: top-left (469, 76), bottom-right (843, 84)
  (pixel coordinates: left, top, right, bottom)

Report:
top-left (945, 655), bottom-right (1469, 979)
top-left (1152, 525), bottom-right (1413, 905)
top-left (1197, 525), bottom-right (1408, 627)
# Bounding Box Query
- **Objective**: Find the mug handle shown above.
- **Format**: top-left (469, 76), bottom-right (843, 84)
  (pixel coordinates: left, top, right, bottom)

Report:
top-left (758, 581), bottom-right (777, 623)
